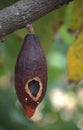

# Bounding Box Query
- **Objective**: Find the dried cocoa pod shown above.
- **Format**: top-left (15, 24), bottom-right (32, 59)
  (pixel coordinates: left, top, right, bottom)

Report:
top-left (15, 25), bottom-right (47, 118)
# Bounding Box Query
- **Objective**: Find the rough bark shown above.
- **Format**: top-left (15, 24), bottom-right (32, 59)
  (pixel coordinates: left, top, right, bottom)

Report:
top-left (0, 0), bottom-right (73, 40)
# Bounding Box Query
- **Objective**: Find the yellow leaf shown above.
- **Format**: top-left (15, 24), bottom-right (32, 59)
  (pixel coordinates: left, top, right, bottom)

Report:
top-left (70, 0), bottom-right (83, 30)
top-left (67, 31), bottom-right (83, 82)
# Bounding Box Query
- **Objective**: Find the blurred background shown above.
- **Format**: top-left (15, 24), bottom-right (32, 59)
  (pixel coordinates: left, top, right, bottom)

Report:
top-left (0, 0), bottom-right (83, 130)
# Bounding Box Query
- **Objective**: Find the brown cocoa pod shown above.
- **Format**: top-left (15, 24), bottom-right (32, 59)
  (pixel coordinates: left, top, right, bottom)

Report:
top-left (15, 29), bottom-right (47, 118)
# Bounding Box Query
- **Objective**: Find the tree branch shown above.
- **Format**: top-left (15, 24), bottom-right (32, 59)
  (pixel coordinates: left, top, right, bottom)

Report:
top-left (0, 0), bottom-right (73, 40)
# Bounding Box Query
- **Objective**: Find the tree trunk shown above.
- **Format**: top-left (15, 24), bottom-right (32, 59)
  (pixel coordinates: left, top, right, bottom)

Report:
top-left (0, 0), bottom-right (73, 40)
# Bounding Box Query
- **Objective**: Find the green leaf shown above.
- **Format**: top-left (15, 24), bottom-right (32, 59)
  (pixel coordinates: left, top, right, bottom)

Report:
top-left (4, 33), bottom-right (21, 71)
top-left (0, 0), bottom-right (19, 10)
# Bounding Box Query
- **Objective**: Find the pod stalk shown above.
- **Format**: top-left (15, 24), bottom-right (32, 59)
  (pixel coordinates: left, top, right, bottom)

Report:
top-left (26, 24), bottom-right (34, 34)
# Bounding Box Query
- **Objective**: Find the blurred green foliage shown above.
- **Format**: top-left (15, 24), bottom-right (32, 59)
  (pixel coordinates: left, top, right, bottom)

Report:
top-left (0, 89), bottom-right (38, 130)
top-left (0, 0), bottom-right (19, 10)
top-left (0, 0), bottom-right (83, 130)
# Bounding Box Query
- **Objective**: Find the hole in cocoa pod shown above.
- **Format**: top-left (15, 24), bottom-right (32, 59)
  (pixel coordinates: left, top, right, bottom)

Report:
top-left (28, 80), bottom-right (40, 97)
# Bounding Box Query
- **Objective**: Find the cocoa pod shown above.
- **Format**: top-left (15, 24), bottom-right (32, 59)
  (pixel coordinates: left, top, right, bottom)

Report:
top-left (15, 28), bottom-right (47, 118)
